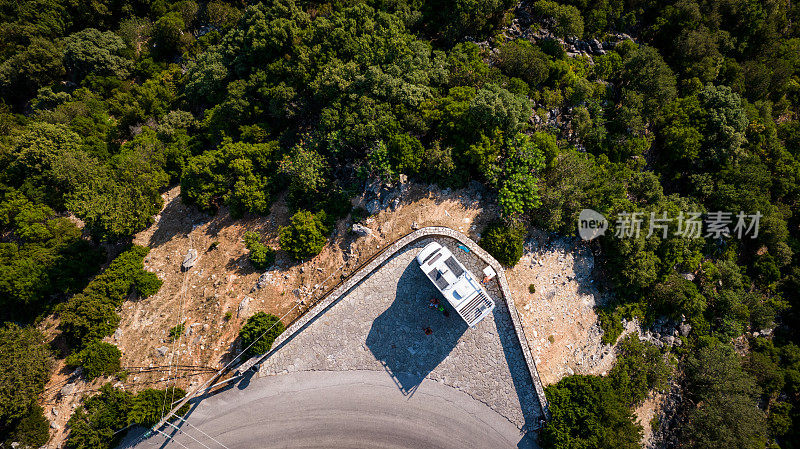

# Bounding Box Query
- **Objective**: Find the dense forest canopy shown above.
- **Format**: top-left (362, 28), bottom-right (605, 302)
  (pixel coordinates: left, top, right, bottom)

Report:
top-left (0, 0), bottom-right (799, 448)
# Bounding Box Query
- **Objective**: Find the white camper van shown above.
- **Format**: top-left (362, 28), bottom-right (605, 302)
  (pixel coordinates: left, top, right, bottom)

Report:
top-left (416, 242), bottom-right (495, 327)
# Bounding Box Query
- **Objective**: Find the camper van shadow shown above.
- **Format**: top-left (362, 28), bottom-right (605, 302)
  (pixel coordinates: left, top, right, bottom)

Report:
top-left (365, 260), bottom-right (467, 396)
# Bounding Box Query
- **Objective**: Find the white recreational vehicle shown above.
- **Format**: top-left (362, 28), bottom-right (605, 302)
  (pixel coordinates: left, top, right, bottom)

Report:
top-left (416, 242), bottom-right (495, 327)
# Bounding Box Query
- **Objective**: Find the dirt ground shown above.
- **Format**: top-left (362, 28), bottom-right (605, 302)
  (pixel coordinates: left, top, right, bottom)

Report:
top-left (39, 180), bottom-right (660, 448)
top-left (506, 232), bottom-right (619, 385)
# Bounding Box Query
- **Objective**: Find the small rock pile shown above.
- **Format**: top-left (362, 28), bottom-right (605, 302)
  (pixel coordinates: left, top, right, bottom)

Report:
top-left (634, 315), bottom-right (691, 348)
top-left (360, 175), bottom-right (409, 216)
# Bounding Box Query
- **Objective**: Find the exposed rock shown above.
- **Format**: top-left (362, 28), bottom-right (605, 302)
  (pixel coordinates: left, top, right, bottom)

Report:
top-left (352, 223), bottom-right (372, 236)
top-left (390, 197), bottom-right (400, 210)
top-left (252, 272), bottom-right (272, 292)
top-left (181, 248), bottom-right (198, 271)
top-left (365, 199), bottom-right (381, 215)
top-left (399, 174), bottom-right (408, 184)
top-left (679, 323), bottom-right (692, 336)
top-left (238, 296), bottom-right (252, 318)
top-left (59, 383), bottom-right (75, 397)
top-left (681, 272), bottom-right (695, 281)
top-left (366, 179), bottom-right (381, 195)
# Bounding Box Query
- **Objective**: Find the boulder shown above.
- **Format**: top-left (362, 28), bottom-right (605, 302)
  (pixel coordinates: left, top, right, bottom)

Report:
top-left (156, 346), bottom-right (169, 357)
top-left (181, 249), bottom-right (198, 271)
top-left (679, 323), bottom-right (692, 336)
top-left (253, 272), bottom-right (272, 291)
top-left (352, 223), bottom-right (372, 236)
top-left (238, 296), bottom-right (252, 319)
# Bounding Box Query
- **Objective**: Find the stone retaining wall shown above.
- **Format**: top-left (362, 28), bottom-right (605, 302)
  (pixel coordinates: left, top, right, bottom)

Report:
top-left (240, 226), bottom-right (550, 420)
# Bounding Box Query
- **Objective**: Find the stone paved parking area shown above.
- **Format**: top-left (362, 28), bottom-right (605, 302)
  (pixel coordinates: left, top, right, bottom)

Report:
top-left (258, 237), bottom-right (544, 430)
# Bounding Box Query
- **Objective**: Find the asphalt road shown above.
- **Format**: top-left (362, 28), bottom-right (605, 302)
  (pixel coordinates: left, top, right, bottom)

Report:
top-left (122, 370), bottom-right (538, 449)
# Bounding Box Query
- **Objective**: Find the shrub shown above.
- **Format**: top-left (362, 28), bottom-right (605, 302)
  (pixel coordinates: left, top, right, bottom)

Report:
top-left (65, 384), bottom-right (132, 449)
top-left (9, 404), bottom-right (50, 448)
top-left (134, 270), bottom-right (163, 298)
top-left (65, 383), bottom-right (189, 449)
top-left (58, 245), bottom-right (159, 348)
top-left (387, 133), bottom-right (425, 176)
top-left (239, 312), bottom-right (285, 357)
top-left (127, 387), bottom-right (189, 427)
top-left (598, 308), bottom-right (624, 345)
top-left (479, 221), bottom-right (525, 266)
top-left (168, 323), bottom-right (185, 342)
top-left (609, 335), bottom-right (672, 407)
top-left (529, 284), bottom-right (536, 294)
top-left (279, 210), bottom-right (328, 260)
top-left (243, 231), bottom-right (276, 270)
top-left (66, 341), bottom-right (122, 380)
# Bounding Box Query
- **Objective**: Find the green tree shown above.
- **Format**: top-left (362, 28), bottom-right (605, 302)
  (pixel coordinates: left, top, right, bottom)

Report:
top-left (8, 404), bottom-right (50, 448)
top-left (181, 140), bottom-right (278, 218)
top-left (239, 312), bottom-right (285, 357)
top-left (5, 122), bottom-right (98, 210)
top-left (279, 210), bottom-right (328, 260)
top-left (63, 28), bottom-right (131, 81)
top-left (531, 0), bottom-right (584, 38)
top-left (497, 39), bottom-right (550, 86)
top-left (0, 37), bottom-right (65, 106)
top-left (660, 85), bottom-right (748, 174)
top-left (491, 133), bottom-right (549, 219)
top-left (65, 341), bottom-right (122, 380)
top-left (479, 221), bottom-right (525, 266)
top-left (65, 383), bottom-right (132, 449)
top-left (609, 335), bottom-right (672, 407)
top-left (682, 339), bottom-right (767, 449)
top-left (542, 375), bottom-right (642, 449)
top-left (278, 144), bottom-right (329, 209)
top-left (424, 0), bottom-right (515, 43)
top-left (387, 134), bottom-right (425, 176)
top-left (127, 387), bottom-right (188, 427)
top-left (0, 324), bottom-right (52, 426)
top-left (58, 246), bottom-right (159, 348)
top-left (152, 12), bottom-right (187, 60)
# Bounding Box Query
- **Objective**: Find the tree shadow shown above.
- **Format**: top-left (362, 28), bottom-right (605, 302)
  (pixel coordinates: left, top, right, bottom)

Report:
top-left (365, 259), bottom-right (468, 397)
top-left (224, 253), bottom-right (255, 275)
top-left (146, 195), bottom-right (202, 249)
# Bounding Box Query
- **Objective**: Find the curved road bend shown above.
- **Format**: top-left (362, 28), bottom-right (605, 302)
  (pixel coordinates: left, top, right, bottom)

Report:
top-left (124, 370), bottom-right (537, 449)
